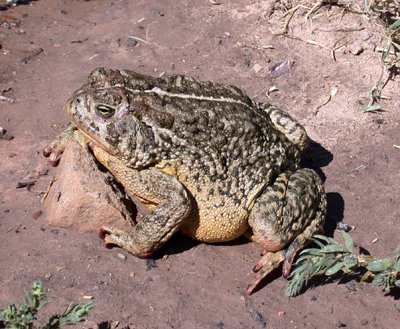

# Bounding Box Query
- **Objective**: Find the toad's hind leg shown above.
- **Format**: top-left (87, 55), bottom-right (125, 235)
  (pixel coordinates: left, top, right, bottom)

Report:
top-left (246, 168), bottom-right (326, 294)
top-left (258, 103), bottom-right (309, 152)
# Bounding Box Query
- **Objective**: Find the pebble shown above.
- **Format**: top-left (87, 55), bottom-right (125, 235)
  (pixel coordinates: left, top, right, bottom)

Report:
top-left (0, 127), bottom-right (14, 140)
top-left (345, 282), bottom-right (357, 292)
top-left (145, 258), bottom-right (157, 271)
top-left (253, 64), bottom-right (263, 73)
top-left (360, 319), bottom-right (369, 325)
top-left (32, 210), bottom-right (43, 220)
top-left (336, 321), bottom-right (347, 327)
top-left (349, 44), bottom-right (364, 55)
top-left (248, 308), bottom-right (266, 328)
top-left (50, 228), bottom-right (59, 235)
top-left (82, 295), bottom-right (94, 300)
top-left (126, 37), bottom-right (138, 48)
top-left (117, 252), bottom-right (127, 261)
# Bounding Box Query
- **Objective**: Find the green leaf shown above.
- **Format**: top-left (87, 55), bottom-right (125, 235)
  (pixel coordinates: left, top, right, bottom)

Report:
top-left (295, 253), bottom-right (318, 264)
top-left (299, 248), bottom-right (323, 256)
top-left (363, 104), bottom-right (382, 112)
top-left (343, 255), bottom-right (358, 270)
top-left (311, 238), bottom-right (326, 249)
top-left (320, 244), bottom-right (346, 253)
top-left (341, 231), bottom-right (354, 252)
top-left (395, 259), bottom-right (400, 271)
top-left (367, 258), bottom-right (395, 272)
top-left (313, 235), bottom-right (340, 245)
top-left (325, 262), bottom-right (344, 276)
top-left (389, 19), bottom-right (400, 30)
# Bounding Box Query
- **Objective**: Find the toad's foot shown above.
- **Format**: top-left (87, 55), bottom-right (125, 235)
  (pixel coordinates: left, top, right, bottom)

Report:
top-left (43, 124), bottom-right (87, 166)
top-left (246, 250), bottom-right (286, 295)
top-left (247, 235), bottom-right (308, 295)
top-left (99, 226), bottom-right (152, 258)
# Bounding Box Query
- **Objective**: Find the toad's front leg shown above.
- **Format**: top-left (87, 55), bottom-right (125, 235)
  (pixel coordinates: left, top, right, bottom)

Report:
top-left (43, 124), bottom-right (88, 165)
top-left (92, 145), bottom-right (192, 257)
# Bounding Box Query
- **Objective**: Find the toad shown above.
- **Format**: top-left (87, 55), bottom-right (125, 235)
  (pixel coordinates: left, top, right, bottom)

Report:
top-left (44, 68), bottom-right (327, 293)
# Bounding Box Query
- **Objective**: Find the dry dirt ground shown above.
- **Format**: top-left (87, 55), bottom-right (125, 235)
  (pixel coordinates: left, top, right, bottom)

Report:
top-left (0, 1), bottom-right (399, 328)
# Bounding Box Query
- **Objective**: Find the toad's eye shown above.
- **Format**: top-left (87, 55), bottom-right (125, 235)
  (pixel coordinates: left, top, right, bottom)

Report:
top-left (95, 105), bottom-right (115, 118)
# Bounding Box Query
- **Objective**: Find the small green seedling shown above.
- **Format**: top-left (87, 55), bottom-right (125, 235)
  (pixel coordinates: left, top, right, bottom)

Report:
top-left (287, 231), bottom-right (400, 296)
top-left (0, 281), bottom-right (93, 329)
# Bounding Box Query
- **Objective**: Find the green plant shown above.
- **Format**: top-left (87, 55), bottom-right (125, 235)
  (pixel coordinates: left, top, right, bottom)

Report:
top-left (0, 281), bottom-right (93, 329)
top-left (286, 231), bottom-right (400, 296)
top-left (380, 19), bottom-right (400, 68)
top-left (358, 78), bottom-right (384, 112)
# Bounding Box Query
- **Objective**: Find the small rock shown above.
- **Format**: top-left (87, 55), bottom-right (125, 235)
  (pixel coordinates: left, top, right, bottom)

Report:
top-left (145, 258), bottom-right (157, 271)
top-left (126, 37), bottom-right (138, 48)
top-left (349, 44), bottom-right (364, 55)
top-left (32, 210), bottom-right (43, 220)
top-left (360, 319), bottom-right (368, 326)
top-left (336, 221), bottom-right (354, 232)
top-left (278, 311), bottom-right (285, 316)
top-left (82, 295), bottom-right (94, 300)
top-left (0, 14), bottom-right (21, 29)
top-left (345, 282), bottom-right (357, 292)
top-left (43, 141), bottom-right (134, 233)
top-left (310, 295), bottom-right (318, 301)
top-left (50, 228), bottom-right (59, 235)
top-left (44, 273), bottom-right (52, 280)
top-left (248, 308), bottom-right (266, 328)
top-left (117, 252), bottom-right (127, 261)
top-left (268, 59), bottom-right (292, 78)
top-left (253, 64), bottom-right (263, 73)
top-left (336, 321), bottom-right (347, 328)
top-left (0, 127), bottom-right (14, 140)
top-left (16, 180), bottom-right (36, 189)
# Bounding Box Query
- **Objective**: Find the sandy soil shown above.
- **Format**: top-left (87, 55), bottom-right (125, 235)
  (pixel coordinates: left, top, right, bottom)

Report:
top-left (0, 1), bottom-right (399, 328)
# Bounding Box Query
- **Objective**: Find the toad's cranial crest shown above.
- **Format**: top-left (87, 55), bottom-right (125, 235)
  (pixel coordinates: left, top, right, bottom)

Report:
top-left (44, 67), bottom-right (327, 294)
